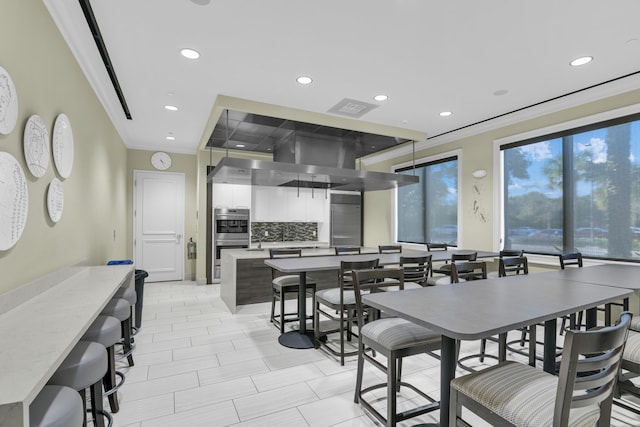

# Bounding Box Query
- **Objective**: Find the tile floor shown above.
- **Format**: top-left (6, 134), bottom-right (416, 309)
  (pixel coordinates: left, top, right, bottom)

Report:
top-left (107, 280), bottom-right (640, 426)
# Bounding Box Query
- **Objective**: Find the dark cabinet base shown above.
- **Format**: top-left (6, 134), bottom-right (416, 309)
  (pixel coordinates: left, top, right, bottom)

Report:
top-left (235, 258), bottom-right (339, 306)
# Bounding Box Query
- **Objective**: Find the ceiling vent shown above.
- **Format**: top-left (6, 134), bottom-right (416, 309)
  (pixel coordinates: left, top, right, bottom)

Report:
top-left (327, 98), bottom-right (379, 118)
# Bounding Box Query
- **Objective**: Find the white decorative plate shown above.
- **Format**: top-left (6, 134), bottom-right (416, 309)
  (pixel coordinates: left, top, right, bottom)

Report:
top-left (0, 152), bottom-right (29, 251)
top-left (23, 115), bottom-right (50, 178)
top-left (47, 178), bottom-right (64, 223)
top-left (52, 113), bottom-right (74, 179)
top-left (0, 65), bottom-right (19, 135)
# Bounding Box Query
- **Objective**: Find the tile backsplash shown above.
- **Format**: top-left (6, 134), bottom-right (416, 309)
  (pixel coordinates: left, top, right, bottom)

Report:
top-left (251, 222), bottom-right (318, 243)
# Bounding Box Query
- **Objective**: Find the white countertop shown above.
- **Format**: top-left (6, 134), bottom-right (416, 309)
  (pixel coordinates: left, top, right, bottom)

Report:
top-left (0, 265), bottom-right (134, 427)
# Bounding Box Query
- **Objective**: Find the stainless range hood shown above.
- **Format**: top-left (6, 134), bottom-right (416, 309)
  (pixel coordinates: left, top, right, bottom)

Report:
top-left (207, 132), bottom-right (418, 191)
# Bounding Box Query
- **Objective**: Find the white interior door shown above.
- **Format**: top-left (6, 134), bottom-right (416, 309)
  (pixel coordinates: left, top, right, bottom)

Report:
top-left (134, 170), bottom-right (185, 282)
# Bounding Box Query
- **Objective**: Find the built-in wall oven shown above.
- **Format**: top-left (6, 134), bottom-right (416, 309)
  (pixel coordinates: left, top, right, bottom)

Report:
top-left (213, 208), bottom-right (250, 279)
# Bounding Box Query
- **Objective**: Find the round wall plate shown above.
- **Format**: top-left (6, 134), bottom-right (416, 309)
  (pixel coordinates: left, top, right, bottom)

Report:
top-left (47, 178), bottom-right (64, 223)
top-left (52, 113), bottom-right (74, 179)
top-left (0, 65), bottom-right (19, 135)
top-left (23, 115), bottom-right (50, 178)
top-left (0, 152), bottom-right (29, 250)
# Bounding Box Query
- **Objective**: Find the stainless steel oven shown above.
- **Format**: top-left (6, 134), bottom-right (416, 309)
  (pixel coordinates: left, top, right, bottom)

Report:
top-left (213, 208), bottom-right (250, 279)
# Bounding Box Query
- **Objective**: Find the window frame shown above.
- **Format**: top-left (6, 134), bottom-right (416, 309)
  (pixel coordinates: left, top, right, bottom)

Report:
top-left (494, 102), bottom-right (640, 261)
top-left (393, 149), bottom-right (462, 248)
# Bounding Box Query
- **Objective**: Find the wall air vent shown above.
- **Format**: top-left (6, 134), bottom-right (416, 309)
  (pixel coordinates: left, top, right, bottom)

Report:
top-left (327, 98), bottom-right (379, 118)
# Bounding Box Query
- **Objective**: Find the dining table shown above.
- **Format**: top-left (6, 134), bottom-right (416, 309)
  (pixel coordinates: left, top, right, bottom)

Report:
top-left (264, 249), bottom-right (498, 349)
top-left (362, 272), bottom-right (633, 427)
top-left (535, 263), bottom-right (640, 325)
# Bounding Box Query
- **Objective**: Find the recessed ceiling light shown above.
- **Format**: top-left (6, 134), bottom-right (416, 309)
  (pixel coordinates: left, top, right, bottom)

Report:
top-left (164, 105), bottom-right (178, 111)
top-left (493, 89), bottom-right (509, 96)
top-left (570, 56), bottom-right (593, 67)
top-left (166, 136), bottom-right (175, 140)
top-left (236, 144), bottom-right (245, 148)
top-left (180, 48), bottom-right (200, 59)
top-left (439, 111), bottom-right (452, 117)
top-left (296, 76), bottom-right (313, 85)
top-left (374, 94), bottom-right (388, 102)
top-left (190, 0), bottom-right (211, 5)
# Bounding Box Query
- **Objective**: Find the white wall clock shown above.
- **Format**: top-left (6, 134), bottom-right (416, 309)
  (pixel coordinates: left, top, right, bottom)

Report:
top-left (0, 65), bottom-right (19, 135)
top-left (0, 152), bottom-right (28, 250)
top-left (47, 178), bottom-right (64, 223)
top-left (151, 151), bottom-right (172, 170)
top-left (52, 113), bottom-right (74, 179)
top-left (23, 115), bottom-right (50, 178)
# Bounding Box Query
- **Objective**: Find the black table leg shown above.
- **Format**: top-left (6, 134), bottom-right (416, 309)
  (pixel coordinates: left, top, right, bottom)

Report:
top-left (278, 271), bottom-right (314, 349)
top-left (440, 335), bottom-right (456, 427)
top-left (585, 307), bottom-right (597, 329)
top-left (543, 318), bottom-right (557, 374)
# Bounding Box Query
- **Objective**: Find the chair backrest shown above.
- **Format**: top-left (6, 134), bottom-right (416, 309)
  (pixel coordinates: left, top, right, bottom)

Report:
top-left (339, 259), bottom-right (379, 290)
top-left (451, 261), bottom-right (486, 282)
top-left (499, 249), bottom-right (524, 258)
top-left (269, 248), bottom-right (301, 280)
top-left (451, 252), bottom-right (477, 262)
top-left (335, 246), bottom-right (361, 255)
top-left (378, 245), bottom-right (402, 254)
top-left (400, 255), bottom-right (432, 286)
top-left (427, 242), bottom-right (448, 251)
top-left (559, 252), bottom-right (583, 269)
top-left (498, 256), bottom-right (529, 277)
top-left (351, 267), bottom-right (404, 328)
top-left (553, 311), bottom-right (632, 426)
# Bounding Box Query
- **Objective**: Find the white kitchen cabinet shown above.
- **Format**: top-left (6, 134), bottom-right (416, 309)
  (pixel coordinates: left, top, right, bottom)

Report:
top-left (306, 189), bottom-right (327, 222)
top-left (213, 183), bottom-right (251, 209)
top-left (251, 187), bottom-right (271, 221)
top-left (286, 188), bottom-right (307, 221)
top-left (252, 187), bottom-right (289, 221)
top-left (252, 186), bottom-right (327, 222)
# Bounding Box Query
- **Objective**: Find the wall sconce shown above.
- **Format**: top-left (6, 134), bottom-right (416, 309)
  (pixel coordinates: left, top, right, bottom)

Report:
top-left (472, 169), bottom-right (487, 179)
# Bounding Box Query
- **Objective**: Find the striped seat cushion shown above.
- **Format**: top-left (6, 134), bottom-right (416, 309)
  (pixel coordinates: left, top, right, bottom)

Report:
top-left (451, 361), bottom-right (600, 426)
top-left (273, 275), bottom-right (316, 288)
top-left (362, 317), bottom-right (440, 350)
top-left (273, 275), bottom-right (300, 287)
top-left (631, 316), bottom-right (640, 332)
top-left (624, 331), bottom-right (640, 364)
top-left (315, 288), bottom-right (358, 305)
top-left (378, 281), bottom-right (423, 291)
top-left (426, 276), bottom-right (466, 286)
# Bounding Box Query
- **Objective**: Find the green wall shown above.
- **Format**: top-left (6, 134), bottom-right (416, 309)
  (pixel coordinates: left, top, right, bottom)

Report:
top-left (0, 0), bottom-right (128, 293)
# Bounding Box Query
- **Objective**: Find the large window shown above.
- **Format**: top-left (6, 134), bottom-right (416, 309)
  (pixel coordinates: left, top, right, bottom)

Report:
top-left (503, 113), bottom-right (640, 261)
top-left (396, 156), bottom-right (458, 245)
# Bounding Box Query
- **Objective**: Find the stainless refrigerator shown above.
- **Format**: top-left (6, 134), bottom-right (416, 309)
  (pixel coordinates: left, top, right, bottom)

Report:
top-left (330, 193), bottom-right (362, 246)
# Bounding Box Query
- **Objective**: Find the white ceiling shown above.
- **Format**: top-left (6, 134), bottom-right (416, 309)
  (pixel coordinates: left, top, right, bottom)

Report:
top-left (44, 0), bottom-right (640, 155)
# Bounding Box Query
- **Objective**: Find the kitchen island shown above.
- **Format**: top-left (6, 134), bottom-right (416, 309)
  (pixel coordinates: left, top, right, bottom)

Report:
top-left (219, 243), bottom-right (377, 312)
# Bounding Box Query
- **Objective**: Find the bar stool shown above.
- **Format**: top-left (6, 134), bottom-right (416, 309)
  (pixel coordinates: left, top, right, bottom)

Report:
top-left (101, 297), bottom-right (134, 367)
top-left (29, 385), bottom-right (83, 427)
top-left (47, 340), bottom-right (110, 427)
top-left (82, 315), bottom-right (125, 413)
top-left (113, 286), bottom-right (137, 336)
